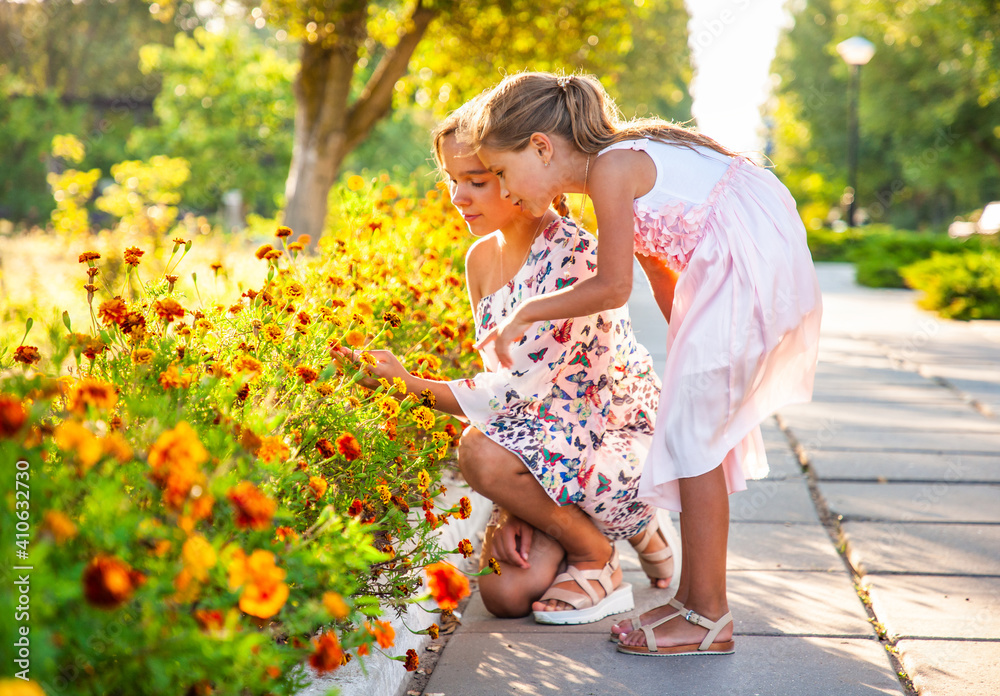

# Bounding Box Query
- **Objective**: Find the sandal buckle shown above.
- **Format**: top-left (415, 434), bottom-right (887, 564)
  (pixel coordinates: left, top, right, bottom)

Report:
top-left (685, 609), bottom-right (702, 626)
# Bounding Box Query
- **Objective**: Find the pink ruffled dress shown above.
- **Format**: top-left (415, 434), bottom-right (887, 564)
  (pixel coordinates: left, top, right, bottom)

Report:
top-left (598, 139), bottom-right (822, 511)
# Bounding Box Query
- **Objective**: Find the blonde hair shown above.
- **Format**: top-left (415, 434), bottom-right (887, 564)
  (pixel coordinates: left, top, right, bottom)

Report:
top-left (461, 72), bottom-right (737, 159)
top-left (433, 100), bottom-right (570, 217)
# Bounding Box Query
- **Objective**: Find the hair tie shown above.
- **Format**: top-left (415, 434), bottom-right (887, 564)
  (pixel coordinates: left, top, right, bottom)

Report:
top-left (557, 76), bottom-right (571, 92)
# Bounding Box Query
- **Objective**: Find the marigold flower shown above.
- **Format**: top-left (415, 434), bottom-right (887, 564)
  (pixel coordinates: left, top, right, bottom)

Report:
top-left (344, 330), bottom-right (366, 349)
top-left (227, 548), bottom-right (288, 619)
top-left (336, 432), bottom-right (361, 461)
top-left (159, 364), bottom-right (192, 390)
top-left (172, 237), bottom-right (188, 246)
top-left (276, 226), bottom-right (293, 238)
top-left (120, 311), bottom-right (146, 341)
top-left (82, 338), bottom-right (107, 361)
top-left (309, 631), bottom-right (344, 674)
top-left (404, 648), bottom-right (419, 671)
top-left (309, 476), bottom-right (329, 499)
top-left (102, 432), bottom-right (133, 463)
top-left (380, 399), bottom-right (400, 419)
top-left (211, 262), bottom-right (223, 273)
top-left (347, 175), bottom-right (365, 191)
top-left (458, 496), bottom-right (472, 520)
top-left (67, 377), bottom-right (117, 414)
top-left (147, 421), bottom-right (208, 508)
top-left (154, 297), bottom-right (185, 323)
top-left (317, 592), bottom-right (349, 620)
top-left (132, 348), bottom-right (154, 364)
top-left (417, 469), bottom-right (431, 492)
top-left (13, 346), bottom-right (40, 366)
top-left (295, 365), bottom-right (318, 383)
top-left (232, 354), bottom-right (263, 375)
top-left (0, 394), bottom-right (27, 438)
top-left (382, 184), bottom-right (399, 200)
top-left (420, 389), bottom-right (437, 408)
top-left (54, 421), bottom-right (103, 472)
top-left (83, 555), bottom-right (144, 609)
top-left (285, 281), bottom-right (305, 298)
top-left (425, 562), bottom-right (470, 612)
top-left (123, 246), bottom-right (145, 267)
top-left (412, 405), bottom-right (435, 430)
top-left (457, 539), bottom-right (473, 558)
top-left (193, 608), bottom-right (225, 633)
top-left (381, 311), bottom-right (402, 328)
top-left (376, 485), bottom-right (391, 506)
top-left (438, 324), bottom-right (457, 340)
top-left (428, 623), bottom-right (440, 639)
top-left (255, 244), bottom-right (273, 260)
top-left (257, 436), bottom-right (290, 463)
top-left (366, 620), bottom-right (395, 649)
top-left (265, 249), bottom-right (283, 260)
top-left (98, 297), bottom-right (128, 325)
top-left (43, 510), bottom-right (78, 543)
top-left (347, 499), bottom-right (363, 517)
top-left (262, 323), bottom-right (282, 342)
top-left (78, 251), bottom-right (101, 263)
top-left (182, 534), bottom-right (217, 582)
top-left (488, 557), bottom-right (502, 575)
top-left (227, 481), bottom-right (276, 529)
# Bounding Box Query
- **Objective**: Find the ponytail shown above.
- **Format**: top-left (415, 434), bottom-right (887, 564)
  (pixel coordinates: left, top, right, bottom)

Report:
top-left (551, 193), bottom-right (570, 218)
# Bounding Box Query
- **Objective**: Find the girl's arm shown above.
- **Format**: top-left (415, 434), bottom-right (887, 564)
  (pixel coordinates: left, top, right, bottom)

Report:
top-left (333, 348), bottom-right (465, 416)
top-left (635, 253), bottom-right (679, 323)
top-left (482, 152), bottom-right (645, 366)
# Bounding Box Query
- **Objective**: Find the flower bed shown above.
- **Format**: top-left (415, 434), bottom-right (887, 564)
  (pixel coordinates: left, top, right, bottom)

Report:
top-left (0, 181), bottom-right (486, 695)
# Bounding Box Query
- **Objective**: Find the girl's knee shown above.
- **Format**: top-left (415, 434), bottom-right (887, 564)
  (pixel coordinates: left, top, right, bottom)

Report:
top-left (478, 574), bottom-right (534, 618)
top-left (457, 429), bottom-right (520, 493)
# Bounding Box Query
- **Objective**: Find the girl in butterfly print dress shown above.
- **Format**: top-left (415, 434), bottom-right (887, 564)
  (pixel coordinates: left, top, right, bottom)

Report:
top-left (338, 110), bottom-right (672, 624)
top-left (465, 73), bottom-right (822, 656)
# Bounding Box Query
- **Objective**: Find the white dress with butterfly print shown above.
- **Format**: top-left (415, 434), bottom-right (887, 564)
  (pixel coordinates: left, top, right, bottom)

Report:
top-left (447, 217), bottom-right (662, 540)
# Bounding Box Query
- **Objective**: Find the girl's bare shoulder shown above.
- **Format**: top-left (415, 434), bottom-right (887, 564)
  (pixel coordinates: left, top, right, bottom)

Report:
top-left (590, 148), bottom-right (655, 199)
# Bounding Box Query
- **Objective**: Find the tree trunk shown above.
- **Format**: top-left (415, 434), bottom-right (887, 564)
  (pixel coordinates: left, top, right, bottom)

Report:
top-left (282, 0), bottom-right (438, 247)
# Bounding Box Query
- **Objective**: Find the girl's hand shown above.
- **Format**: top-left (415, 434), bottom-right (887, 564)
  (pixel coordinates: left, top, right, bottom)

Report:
top-left (474, 314), bottom-right (530, 370)
top-left (490, 514), bottom-right (533, 570)
top-left (332, 346), bottom-right (410, 389)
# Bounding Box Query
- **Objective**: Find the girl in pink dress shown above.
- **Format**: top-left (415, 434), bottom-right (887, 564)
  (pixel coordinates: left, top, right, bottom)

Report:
top-left (462, 72), bottom-right (822, 656)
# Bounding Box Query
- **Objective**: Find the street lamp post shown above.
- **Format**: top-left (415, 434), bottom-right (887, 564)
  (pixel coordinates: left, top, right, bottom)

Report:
top-left (836, 36), bottom-right (875, 227)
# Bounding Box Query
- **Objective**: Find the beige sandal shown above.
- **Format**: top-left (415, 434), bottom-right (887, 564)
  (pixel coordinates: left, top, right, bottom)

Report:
top-left (533, 547), bottom-right (634, 625)
top-left (616, 607), bottom-right (735, 656)
top-left (630, 510), bottom-right (675, 586)
top-left (608, 596), bottom-right (685, 643)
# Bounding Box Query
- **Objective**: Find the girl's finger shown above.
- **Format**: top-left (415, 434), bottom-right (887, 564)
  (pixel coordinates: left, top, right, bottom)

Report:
top-left (473, 331), bottom-right (497, 352)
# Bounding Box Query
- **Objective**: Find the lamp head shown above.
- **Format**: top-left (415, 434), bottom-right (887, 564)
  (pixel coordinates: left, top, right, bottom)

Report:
top-left (837, 36), bottom-right (876, 66)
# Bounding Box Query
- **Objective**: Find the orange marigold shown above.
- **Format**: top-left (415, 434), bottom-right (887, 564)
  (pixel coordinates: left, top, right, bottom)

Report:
top-left (309, 475), bottom-right (328, 499)
top-left (232, 354), bottom-right (263, 375)
top-left (404, 648), bottom-right (419, 672)
top-left (13, 346), bottom-right (40, 365)
top-left (315, 438), bottom-right (336, 459)
top-left (323, 591), bottom-right (350, 619)
top-left (309, 632), bottom-right (343, 674)
top-left (97, 297), bottom-right (128, 325)
top-left (295, 365), bottom-right (318, 383)
top-left (257, 436), bottom-right (290, 463)
top-left (366, 620), bottom-right (395, 649)
top-left (227, 481), bottom-right (276, 529)
top-left (132, 348), bottom-right (154, 364)
top-left (147, 422), bottom-right (208, 508)
top-left (0, 394), bottom-right (27, 438)
top-left (82, 555), bottom-right (145, 609)
top-left (227, 548), bottom-right (288, 619)
top-left (78, 251), bottom-right (101, 263)
top-left (335, 432), bottom-right (361, 461)
top-left (67, 377), bottom-right (117, 414)
top-left (425, 562), bottom-right (470, 611)
top-left (255, 244), bottom-right (273, 260)
top-left (276, 226), bottom-right (293, 238)
top-left (344, 330), bottom-right (366, 349)
top-left (275, 525), bottom-right (298, 542)
top-left (123, 246), bottom-right (145, 267)
top-left (457, 539), bottom-right (473, 558)
top-left (154, 297), bottom-right (185, 323)
top-left (458, 496), bottom-right (472, 520)
top-left (43, 510), bottom-right (78, 544)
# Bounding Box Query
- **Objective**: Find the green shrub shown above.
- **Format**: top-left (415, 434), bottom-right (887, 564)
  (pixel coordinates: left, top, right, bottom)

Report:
top-left (847, 229), bottom-right (986, 289)
top-left (805, 227), bottom-right (866, 262)
top-left (901, 250), bottom-right (1000, 320)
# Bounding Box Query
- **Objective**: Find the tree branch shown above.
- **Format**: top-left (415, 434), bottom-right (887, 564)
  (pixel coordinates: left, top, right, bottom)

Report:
top-left (344, 0), bottom-right (439, 151)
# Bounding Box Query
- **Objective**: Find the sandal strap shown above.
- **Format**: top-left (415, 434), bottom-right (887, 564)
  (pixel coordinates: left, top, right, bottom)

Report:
top-left (684, 609), bottom-right (734, 651)
top-left (638, 605), bottom-right (686, 653)
top-left (631, 514), bottom-right (674, 578)
top-left (538, 548), bottom-right (621, 609)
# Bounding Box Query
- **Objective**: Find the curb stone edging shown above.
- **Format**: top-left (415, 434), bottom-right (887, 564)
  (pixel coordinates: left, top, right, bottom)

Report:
top-left (296, 473), bottom-right (491, 696)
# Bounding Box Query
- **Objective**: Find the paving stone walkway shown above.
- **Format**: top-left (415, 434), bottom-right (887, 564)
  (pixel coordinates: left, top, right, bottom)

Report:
top-left (414, 262), bottom-right (999, 696)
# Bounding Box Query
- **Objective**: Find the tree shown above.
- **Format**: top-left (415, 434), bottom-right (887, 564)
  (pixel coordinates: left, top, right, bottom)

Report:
top-left (148, 0), bottom-right (694, 242)
top-left (769, 0), bottom-right (1000, 228)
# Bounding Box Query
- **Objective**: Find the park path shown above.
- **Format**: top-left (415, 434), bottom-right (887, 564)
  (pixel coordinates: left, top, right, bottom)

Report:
top-left (414, 262), bottom-right (1000, 696)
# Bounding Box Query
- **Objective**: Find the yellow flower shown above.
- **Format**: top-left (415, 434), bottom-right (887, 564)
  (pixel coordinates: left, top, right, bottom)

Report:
top-left (132, 348), bottom-right (155, 364)
top-left (0, 679), bottom-right (46, 696)
top-left (262, 323), bottom-right (283, 342)
top-left (412, 406), bottom-right (435, 430)
top-left (382, 184), bottom-right (399, 200)
top-left (232, 354), bottom-right (263, 376)
top-left (182, 534), bottom-right (217, 582)
top-left (344, 330), bottom-right (366, 349)
top-left (147, 421), bottom-right (209, 509)
top-left (347, 174), bottom-right (365, 191)
top-left (285, 281), bottom-right (305, 298)
top-left (309, 475), bottom-right (328, 499)
top-left (380, 399), bottom-right (400, 418)
top-left (377, 485), bottom-right (391, 506)
top-left (54, 421), bottom-right (103, 472)
top-left (417, 469), bottom-right (430, 492)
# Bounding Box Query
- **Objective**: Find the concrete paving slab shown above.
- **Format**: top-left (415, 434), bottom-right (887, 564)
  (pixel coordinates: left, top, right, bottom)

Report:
top-left (795, 427), bottom-right (1000, 454)
top-left (761, 448), bottom-right (804, 480)
top-left (842, 522), bottom-right (1000, 576)
top-left (895, 639), bottom-right (1000, 696)
top-left (865, 574), bottom-right (1000, 639)
top-left (421, 633), bottom-right (904, 696)
top-left (807, 450), bottom-right (1000, 483)
top-left (729, 479), bottom-right (819, 524)
top-left (780, 400), bottom-right (998, 433)
top-left (813, 362), bottom-right (933, 388)
top-left (809, 386), bottom-right (969, 405)
top-left (727, 522), bottom-right (843, 572)
top-left (819, 481), bottom-right (1000, 523)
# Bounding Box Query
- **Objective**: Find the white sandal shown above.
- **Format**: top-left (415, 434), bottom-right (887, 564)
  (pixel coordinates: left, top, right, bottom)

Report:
top-left (616, 607), bottom-right (735, 656)
top-left (532, 548), bottom-right (633, 625)
top-left (630, 510), bottom-right (675, 586)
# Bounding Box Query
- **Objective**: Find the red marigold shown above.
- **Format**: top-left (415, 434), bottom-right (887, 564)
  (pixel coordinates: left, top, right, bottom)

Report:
top-left (458, 496), bottom-right (472, 520)
top-left (316, 438), bottom-right (336, 458)
top-left (82, 555), bottom-right (145, 609)
top-left (98, 297), bottom-right (128, 326)
top-left (457, 539), bottom-right (473, 558)
top-left (347, 499), bottom-right (363, 517)
top-left (335, 432), bottom-right (361, 461)
top-left (13, 346), bottom-right (40, 365)
top-left (227, 481), bottom-right (276, 530)
top-left (425, 562), bottom-right (470, 611)
top-left (275, 226), bottom-right (293, 238)
top-left (309, 632), bottom-right (344, 674)
top-left (404, 649), bottom-right (419, 672)
top-left (295, 365), bottom-right (318, 383)
top-left (78, 251), bottom-right (101, 263)
top-left (154, 297), bottom-right (185, 323)
top-left (123, 246), bottom-right (145, 267)
top-left (0, 394), bottom-right (27, 438)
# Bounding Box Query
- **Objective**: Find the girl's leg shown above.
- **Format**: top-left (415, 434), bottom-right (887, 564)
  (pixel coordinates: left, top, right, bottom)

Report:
top-left (458, 428), bottom-right (621, 610)
top-left (618, 464), bottom-right (733, 649)
top-left (477, 521), bottom-right (566, 617)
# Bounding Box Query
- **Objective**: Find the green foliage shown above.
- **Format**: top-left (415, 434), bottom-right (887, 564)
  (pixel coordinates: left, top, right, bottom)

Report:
top-left (806, 226), bottom-right (867, 262)
top-left (769, 0), bottom-right (1000, 227)
top-left (95, 155), bottom-right (191, 237)
top-left (902, 249), bottom-right (1000, 320)
top-left (848, 228), bottom-right (988, 288)
top-left (128, 27), bottom-right (297, 216)
top-left (47, 136), bottom-right (103, 237)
